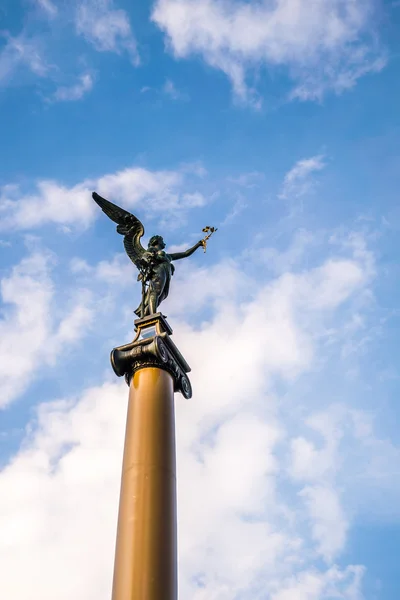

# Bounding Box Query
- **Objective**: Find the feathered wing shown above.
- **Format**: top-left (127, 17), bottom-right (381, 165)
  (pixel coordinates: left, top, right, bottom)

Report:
top-left (92, 191), bottom-right (146, 267)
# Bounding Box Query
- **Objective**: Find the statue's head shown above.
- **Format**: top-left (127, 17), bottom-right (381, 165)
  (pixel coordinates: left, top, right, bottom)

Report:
top-left (148, 235), bottom-right (165, 250)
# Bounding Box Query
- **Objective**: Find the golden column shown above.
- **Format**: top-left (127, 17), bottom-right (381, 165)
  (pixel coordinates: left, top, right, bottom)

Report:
top-left (110, 313), bottom-right (192, 600)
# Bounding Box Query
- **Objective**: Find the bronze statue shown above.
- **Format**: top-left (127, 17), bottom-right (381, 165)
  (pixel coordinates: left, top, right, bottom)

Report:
top-left (92, 192), bottom-right (217, 318)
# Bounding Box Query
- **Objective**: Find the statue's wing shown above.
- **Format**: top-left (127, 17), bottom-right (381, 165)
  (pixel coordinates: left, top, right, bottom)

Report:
top-left (92, 191), bottom-right (132, 226)
top-left (92, 191), bottom-right (146, 266)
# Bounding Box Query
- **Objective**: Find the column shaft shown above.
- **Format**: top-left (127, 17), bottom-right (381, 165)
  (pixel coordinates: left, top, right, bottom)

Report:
top-left (111, 367), bottom-right (177, 600)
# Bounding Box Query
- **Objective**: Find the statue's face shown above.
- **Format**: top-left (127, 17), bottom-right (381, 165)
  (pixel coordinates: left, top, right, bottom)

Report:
top-left (149, 237), bottom-right (165, 250)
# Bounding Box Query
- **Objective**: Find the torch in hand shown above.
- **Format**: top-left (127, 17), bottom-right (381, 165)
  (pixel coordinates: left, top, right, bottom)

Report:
top-left (201, 226), bottom-right (218, 253)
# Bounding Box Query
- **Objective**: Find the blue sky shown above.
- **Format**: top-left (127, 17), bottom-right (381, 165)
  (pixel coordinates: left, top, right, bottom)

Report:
top-left (1, 1), bottom-right (400, 599)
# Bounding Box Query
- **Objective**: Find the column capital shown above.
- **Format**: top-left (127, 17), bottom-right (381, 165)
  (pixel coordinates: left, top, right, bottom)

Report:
top-left (110, 313), bottom-right (192, 399)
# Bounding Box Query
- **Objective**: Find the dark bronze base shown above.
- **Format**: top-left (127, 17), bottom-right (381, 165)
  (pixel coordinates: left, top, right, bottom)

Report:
top-left (110, 313), bottom-right (192, 399)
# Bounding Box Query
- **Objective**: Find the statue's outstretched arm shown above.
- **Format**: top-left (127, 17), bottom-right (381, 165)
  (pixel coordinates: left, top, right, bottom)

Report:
top-left (169, 240), bottom-right (204, 261)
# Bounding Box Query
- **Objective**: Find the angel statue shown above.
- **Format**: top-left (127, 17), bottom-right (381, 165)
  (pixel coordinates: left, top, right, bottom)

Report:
top-left (92, 192), bottom-right (217, 319)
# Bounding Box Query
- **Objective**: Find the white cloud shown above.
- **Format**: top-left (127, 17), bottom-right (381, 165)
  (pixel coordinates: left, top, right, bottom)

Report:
top-left (0, 214), bottom-right (398, 600)
top-left (252, 229), bottom-right (317, 275)
top-left (69, 257), bottom-right (93, 274)
top-left (0, 382), bottom-right (124, 600)
top-left (152, 0), bottom-right (386, 104)
top-left (1, 2), bottom-right (135, 94)
top-left (221, 195), bottom-right (248, 225)
top-left (0, 164), bottom-right (207, 231)
top-left (300, 485), bottom-right (348, 562)
top-left (0, 33), bottom-right (48, 85)
top-left (279, 155), bottom-right (326, 200)
top-left (55, 294), bottom-right (93, 345)
top-left (227, 171), bottom-right (264, 188)
top-left (2, 224), bottom-right (396, 600)
top-left (285, 400), bottom-right (400, 565)
top-left (0, 248), bottom-right (94, 408)
top-left (140, 79), bottom-right (189, 101)
top-left (164, 78), bottom-right (178, 98)
top-left (270, 565), bottom-right (365, 600)
top-left (163, 78), bottom-right (188, 100)
top-left (0, 180), bottom-right (94, 230)
top-left (70, 253), bottom-right (135, 286)
top-left (6, 217), bottom-right (400, 600)
top-left (53, 73), bottom-right (94, 101)
top-left (288, 403), bottom-right (400, 525)
top-left (75, 0), bottom-right (139, 64)
top-left (34, 0), bottom-right (58, 17)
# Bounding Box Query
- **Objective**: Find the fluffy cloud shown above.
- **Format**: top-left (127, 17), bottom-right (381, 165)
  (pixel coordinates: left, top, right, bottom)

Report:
top-left (0, 33), bottom-right (48, 86)
top-left (152, 0), bottom-right (386, 104)
top-left (1, 1), bottom-right (138, 97)
top-left (163, 78), bottom-right (189, 100)
top-left (53, 73), bottom-right (94, 102)
top-left (0, 232), bottom-right (374, 599)
top-left (300, 485), bottom-right (348, 563)
top-left (0, 382), bottom-right (124, 600)
top-left (279, 155), bottom-right (326, 200)
top-left (0, 165), bottom-right (207, 231)
top-left (0, 180), bottom-right (94, 230)
top-left (75, 0), bottom-right (139, 64)
top-left (34, 0), bottom-right (58, 17)
top-left (289, 404), bottom-right (400, 525)
top-left (0, 247), bottom-right (93, 408)
top-left (270, 566), bottom-right (365, 600)
top-left (2, 187), bottom-right (397, 599)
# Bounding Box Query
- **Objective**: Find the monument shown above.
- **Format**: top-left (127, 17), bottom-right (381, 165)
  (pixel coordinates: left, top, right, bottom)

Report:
top-left (92, 192), bottom-right (216, 600)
